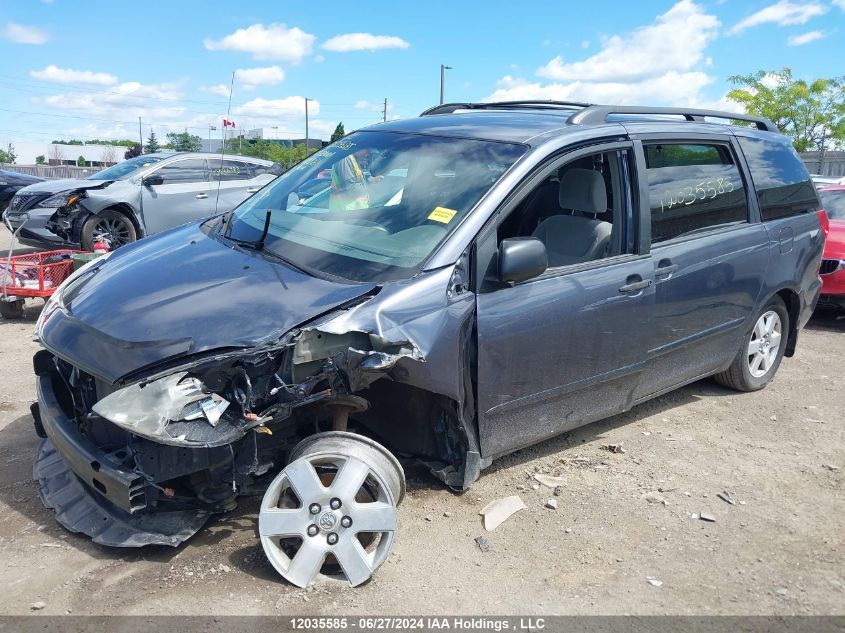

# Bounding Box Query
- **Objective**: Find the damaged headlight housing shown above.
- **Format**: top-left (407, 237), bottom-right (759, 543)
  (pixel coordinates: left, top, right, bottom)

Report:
top-left (39, 190), bottom-right (82, 208)
top-left (92, 371), bottom-right (244, 447)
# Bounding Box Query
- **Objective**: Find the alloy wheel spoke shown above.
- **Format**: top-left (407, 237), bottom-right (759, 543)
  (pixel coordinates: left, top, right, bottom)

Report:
top-left (351, 501), bottom-right (397, 533)
top-left (259, 507), bottom-right (307, 538)
top-left (331, 457), bottom-right (371, 502)
top-left (285, 539), bottom-right (327, 588)
top-left (284, 459), bottom-right (325, 501)
top-left (333, 538), bottom-right (374, 587)
top-left (752, 353), bottom-right (765, 373)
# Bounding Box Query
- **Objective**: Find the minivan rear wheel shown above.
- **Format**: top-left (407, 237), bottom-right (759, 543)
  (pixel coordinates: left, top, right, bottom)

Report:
top-left (80, 210), bottom-right (137, 250)
top-left (714, 295), bottom-right (789, 392)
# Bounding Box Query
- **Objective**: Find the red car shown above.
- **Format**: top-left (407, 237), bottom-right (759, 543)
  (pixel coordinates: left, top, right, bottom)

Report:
top-left (818, 185), bottom-right (845, 308)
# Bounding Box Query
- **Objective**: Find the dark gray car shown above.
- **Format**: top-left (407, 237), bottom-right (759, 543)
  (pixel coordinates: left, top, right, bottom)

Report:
top-left (30, 102), bottom-right (824, 588)
top-left (6, 152), bottom-right (281, 250)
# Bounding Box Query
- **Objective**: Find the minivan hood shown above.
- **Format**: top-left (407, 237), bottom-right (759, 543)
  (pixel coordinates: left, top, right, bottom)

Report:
top-left (21, 178), bottom-right (111, 196)
top-left (38, 223), bottom-right (377, 383)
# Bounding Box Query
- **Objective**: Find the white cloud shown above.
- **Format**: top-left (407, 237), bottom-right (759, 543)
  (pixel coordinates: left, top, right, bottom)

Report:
top-left (489, 1), bottom-right (722, 108)
top-left (485, 72), bottom-right (716, 107)
top-left (322, 33), bottom-right (409, 52)
top-left (834, 0), bottom-right (845, 9)
top-left (537, 0), bottom-right (718, 83)
top-left (1, 22), bottom-right (49, 44)
top-left (204, 23), bottom-right (315, 62)
top-left (201, 84), bottom-right (231, 97)
top-left (234, 96), bottom-right (318, 119)
top-left (728, 0), bottom-right (827, 35)
top-left (580, 40), bottom-right (590, 49)
top-left (787, 29), bottom-right (826, 44)
top-left (234, 65), bottom-right (285, 90)
top-left (30, 65), bottom-right (117, 85)
top-left (354, 100), bottom-right (370, 109)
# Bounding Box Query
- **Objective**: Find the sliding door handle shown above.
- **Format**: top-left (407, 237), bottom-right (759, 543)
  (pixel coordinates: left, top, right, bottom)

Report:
top-left (619, 278), bottom-right (652, 293)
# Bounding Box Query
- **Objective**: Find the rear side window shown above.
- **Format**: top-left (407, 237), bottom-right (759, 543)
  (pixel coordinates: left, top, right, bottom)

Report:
top-left (253, 162), bottom-right (284, 177)
top-left (736, 134), bottom-right (819, 220)
top-left (211, 159), bottom-right (252, 181)
top-left (644, 143), bottom-right (747, 244)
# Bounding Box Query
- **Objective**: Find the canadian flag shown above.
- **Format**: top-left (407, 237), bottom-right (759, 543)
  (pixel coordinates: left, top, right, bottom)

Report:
top-left (223, 118), bottom-right (236, 128)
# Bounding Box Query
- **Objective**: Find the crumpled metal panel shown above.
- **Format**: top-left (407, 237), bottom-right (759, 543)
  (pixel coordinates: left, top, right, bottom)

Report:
top-left (34, 439), bottom-right (210, 547)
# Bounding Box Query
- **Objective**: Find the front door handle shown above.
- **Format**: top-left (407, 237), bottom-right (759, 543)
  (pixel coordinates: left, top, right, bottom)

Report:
top-left (247, 187), bottom-right (260, 193)
top-left (619, 278), bottom-right (652, 293)
top-left (195, 193), bottom-right (209, 199)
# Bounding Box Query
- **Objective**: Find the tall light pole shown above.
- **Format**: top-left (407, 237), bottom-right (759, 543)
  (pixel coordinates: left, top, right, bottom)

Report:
top-left (304, 97), bottom-right (312, 154)
top-left (439, 64), bottom-right (452, 105)
top-left (138, 116), bottom-right (143, 152)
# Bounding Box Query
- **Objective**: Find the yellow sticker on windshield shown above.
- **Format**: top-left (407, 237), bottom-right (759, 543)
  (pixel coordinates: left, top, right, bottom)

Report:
top-left (428, 207), bottom-right (457, 224)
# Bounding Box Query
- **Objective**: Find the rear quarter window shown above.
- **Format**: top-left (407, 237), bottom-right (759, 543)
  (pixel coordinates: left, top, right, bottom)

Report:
top-left (736, 134), bottom-right (820, 221)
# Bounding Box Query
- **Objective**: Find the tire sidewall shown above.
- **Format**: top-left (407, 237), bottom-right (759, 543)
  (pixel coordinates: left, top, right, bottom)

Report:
top-left (739, 297), bottom-right (790, 390)
top-left (81, 210), bottom-right (137, 250)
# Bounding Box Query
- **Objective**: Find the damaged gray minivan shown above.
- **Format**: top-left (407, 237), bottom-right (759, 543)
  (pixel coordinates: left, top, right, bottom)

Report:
top-left (31, 102), bottom-right (825, 588)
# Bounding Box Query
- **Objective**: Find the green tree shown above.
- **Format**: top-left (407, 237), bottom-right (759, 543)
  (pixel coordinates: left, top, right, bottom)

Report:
top-left (166, 131), bottom-right (202, 152)
top-left (330, 122), bottom-right (345, 143)
top-left (0, 143), bottom-right (16, 164)
top-left (76, 155), bottom-right (87, 166)
top-left (145, 130), bottom-right (161, 153)
top-left (35, 154), bottom-right (46, 165)
top-left (124, 143), bottom-right (142, 159)
top-left (728, 68), bottom-right (845, 153)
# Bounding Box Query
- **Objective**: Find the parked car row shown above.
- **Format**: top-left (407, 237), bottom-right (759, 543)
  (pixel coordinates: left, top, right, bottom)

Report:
top-left (27, 101), bottom-right (827, 589)
top-left (5, 152), bottom-right (282, 250)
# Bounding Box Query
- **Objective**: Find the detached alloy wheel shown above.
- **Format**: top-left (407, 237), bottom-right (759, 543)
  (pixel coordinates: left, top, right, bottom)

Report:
top-left (80, 210), bottom-right (137, 250)
top-left (259, 432), bottom-right (405, 588)
top-left (715, 295), bottom-right (789, 392)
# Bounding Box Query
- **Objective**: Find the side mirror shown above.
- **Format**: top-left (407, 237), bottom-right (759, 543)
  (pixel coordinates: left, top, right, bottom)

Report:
top-left (498, 237), bottom-right (548, 284)
top-left (142, 174), bottom-right (163, 186)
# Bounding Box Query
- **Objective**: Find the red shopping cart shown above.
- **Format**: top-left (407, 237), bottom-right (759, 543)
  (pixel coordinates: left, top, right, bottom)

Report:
top-left (1, 249), bottom-right (86, 319)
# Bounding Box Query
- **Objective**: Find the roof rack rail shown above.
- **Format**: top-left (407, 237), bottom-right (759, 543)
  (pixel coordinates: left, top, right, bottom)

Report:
top-left (567, 105), bottom-right (778, 132)
top-left (420, 100), bottom-right (593, 116)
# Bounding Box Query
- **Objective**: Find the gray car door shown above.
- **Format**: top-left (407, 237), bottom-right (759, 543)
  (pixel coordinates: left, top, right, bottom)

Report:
top-left (629, 135), bottom-right (769, 400)
top-left (474, 142), bottom-right (656, 458)
top-left (140, 158), bottom-right (211, 234)
top-left (208, 158), bottom-right (268, 214)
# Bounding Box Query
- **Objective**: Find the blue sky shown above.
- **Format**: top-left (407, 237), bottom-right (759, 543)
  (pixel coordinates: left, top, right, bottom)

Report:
top-left (0, 0), bottom-right (843, 146)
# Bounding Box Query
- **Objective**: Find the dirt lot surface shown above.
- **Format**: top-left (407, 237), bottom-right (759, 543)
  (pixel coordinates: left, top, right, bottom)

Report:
top-left (0, 225), bottom-right (842, 616)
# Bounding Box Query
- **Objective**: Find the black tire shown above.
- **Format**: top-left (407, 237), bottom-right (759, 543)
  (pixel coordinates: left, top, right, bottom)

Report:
top-left (0, 299), bottom-right (25, 320)
top-left (715, 295), bottom-right (789, 392)
top-left (80, 210), bottom-right (137, 251)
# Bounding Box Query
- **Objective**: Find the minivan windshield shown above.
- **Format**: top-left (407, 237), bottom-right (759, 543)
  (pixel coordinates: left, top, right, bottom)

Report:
top-left (88, 154), bottom-right (165, 181)
top-left (224, 131), bottom-right (526, 282)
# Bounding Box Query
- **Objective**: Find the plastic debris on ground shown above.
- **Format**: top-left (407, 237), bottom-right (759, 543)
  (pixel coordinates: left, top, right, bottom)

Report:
top-left (479, 495), bottom-right (527, 531)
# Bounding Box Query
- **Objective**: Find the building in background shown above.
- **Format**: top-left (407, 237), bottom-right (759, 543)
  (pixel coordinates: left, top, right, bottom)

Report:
top-left (8, 142), bottom-right (127, 167)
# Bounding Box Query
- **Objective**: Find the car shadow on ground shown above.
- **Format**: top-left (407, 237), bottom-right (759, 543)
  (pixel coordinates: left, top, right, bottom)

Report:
top-left (806, 307), bottom-right (845, 333)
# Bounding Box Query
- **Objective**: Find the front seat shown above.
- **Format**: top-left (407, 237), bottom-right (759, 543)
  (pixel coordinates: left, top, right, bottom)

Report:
top-left (532, 168), bottom-right (612, 267)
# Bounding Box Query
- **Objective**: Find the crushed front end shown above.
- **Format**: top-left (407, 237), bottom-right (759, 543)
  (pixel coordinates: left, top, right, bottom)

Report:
top-left (31, 335), bottom-right (387, 547)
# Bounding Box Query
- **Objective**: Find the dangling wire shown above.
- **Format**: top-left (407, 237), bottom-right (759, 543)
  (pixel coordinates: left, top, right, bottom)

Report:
top-left (214, 70), bottom-right (236, 215)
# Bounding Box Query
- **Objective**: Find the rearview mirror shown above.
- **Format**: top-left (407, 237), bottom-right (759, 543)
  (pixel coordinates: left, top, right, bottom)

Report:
top-left (498, 237), bottom-right (548, 284)
top-left (142, 174), bottom-right (163, 186)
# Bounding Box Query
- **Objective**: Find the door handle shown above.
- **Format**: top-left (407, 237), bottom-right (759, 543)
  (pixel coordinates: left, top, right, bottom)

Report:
top-left (247, 187), bottom-right (260, 193)
top-left (619, 278), bottom-right (652, 293)
top-left (195, 193), bottom-right (209, 199)
top-left (655, 263), bottom-right (678, 277)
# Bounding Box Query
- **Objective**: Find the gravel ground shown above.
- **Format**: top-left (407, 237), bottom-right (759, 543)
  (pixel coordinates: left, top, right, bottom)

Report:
top-left (0, 225), bottom-right (842, 616)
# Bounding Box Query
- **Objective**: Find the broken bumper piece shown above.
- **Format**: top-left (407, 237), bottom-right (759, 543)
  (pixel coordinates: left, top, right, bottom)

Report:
top-left (34, 373), bottom-right (210, 546)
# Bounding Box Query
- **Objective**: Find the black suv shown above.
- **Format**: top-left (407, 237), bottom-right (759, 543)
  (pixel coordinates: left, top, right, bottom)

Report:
top-left (30, 102), bottom-right (824, 588)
